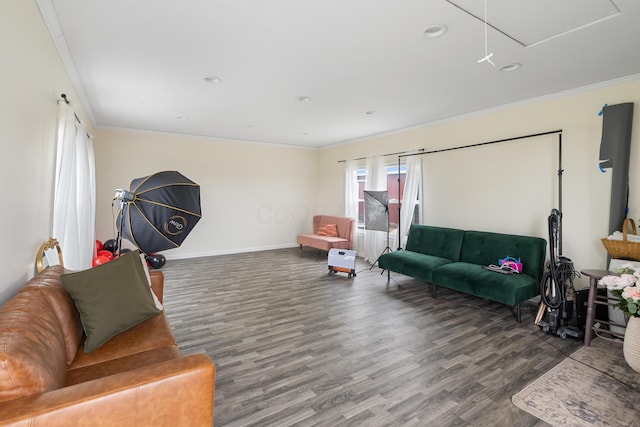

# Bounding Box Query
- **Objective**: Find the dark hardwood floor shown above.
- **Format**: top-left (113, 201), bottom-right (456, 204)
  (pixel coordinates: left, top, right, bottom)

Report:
top-left (161, 248), bottom-right (583, 426)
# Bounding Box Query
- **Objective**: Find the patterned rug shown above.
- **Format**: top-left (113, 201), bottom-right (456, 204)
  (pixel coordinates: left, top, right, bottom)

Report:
top-left (512, 337), bottom-right (640, 426)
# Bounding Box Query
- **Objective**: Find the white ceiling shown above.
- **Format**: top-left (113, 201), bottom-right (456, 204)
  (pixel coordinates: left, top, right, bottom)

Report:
top-left (37, 0), bottom-right (640, 148)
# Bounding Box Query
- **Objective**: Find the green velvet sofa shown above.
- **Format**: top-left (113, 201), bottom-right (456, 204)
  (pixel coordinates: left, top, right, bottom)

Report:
top-left (378, 225), bottom-right (547, 322)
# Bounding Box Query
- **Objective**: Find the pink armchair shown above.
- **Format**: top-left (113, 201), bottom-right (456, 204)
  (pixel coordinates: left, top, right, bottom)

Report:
top-left (297, 215), bottom-right (356, 252)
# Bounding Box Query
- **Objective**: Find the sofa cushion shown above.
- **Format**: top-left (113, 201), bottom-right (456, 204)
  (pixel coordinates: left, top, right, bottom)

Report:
top-left (22, 265), bottom-right (83, 366)
top-left (66, 345), bottom-right (181, 386)
top-left (378, 251), bottom-right (452, 282)
top-left (405, 225), bottom-right (464, 261)
top-left (69, 311), bottom-right (177, 369)
top-left (61, 250), bottom-right (161, 353)
top-left (432, 262), bottom-right (541, 306)
top-left (459, 230), bottom-right (547, 282)
top-left (0, 288), bottom-right (67, 403)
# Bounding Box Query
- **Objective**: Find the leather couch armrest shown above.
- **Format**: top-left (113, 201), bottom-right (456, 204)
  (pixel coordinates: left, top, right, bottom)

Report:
top-left (149, 270), bottom-right (164, 303)
top-left (0, 354), bottom-right (215, 427)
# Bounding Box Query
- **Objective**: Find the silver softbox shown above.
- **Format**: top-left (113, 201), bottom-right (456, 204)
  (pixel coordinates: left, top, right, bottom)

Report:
top-left (364, 190), bottom-right (388, 232)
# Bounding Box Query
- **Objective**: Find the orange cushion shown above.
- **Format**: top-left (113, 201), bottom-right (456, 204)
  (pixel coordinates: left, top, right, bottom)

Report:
top-left (316, 224), bottom-right (339, 237)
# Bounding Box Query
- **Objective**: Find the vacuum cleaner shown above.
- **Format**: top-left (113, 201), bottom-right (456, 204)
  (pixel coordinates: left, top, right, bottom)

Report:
top-left (537, 209), bottom-right (583, 340)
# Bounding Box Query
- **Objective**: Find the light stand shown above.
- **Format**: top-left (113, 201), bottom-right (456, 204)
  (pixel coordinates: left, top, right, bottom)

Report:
top-left (369, 213), bottom-right (391, 270)
top-left (369, 210), bottom-right (392, 270)
top-left (397, 156), bottom-right (402, 250)
top-left (363, 189), bottom-right (391, 269)
top-left (113, 189), bottom-right (134, 257)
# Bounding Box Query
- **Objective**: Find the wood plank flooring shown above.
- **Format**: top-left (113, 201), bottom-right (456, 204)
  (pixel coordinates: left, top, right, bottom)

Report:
top-left (161, 248), bottom-right (584, 426)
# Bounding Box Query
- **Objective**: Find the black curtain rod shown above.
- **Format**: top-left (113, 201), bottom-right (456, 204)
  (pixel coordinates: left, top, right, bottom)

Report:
top-left (337, 148), bottom-right (424, 163)
top-left (60, 94), bottom-right (91, 138)
top-left (60, 93), bottom-right (82, 125)
top-left (337, 129), bottom-right (562, 164)
top-left (399, 129), bottom-right (563, 158)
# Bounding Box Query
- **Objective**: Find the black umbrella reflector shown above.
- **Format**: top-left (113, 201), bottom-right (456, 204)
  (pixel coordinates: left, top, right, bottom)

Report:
top-left (117, 171), bottom-right (201, 254)
top-left (364, 190), bottom-right (388, 232)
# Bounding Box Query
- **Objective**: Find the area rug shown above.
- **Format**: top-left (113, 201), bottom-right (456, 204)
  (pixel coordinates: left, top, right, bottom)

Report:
top-left (512, 338), bottom-right (640, 426)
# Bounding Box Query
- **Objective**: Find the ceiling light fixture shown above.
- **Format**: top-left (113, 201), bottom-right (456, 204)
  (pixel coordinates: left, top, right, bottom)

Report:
top-left (176, 115), bottom-right (189, 120)
top-left (423, 24), bottom-right (448, 38)
top-left (500, 63), bottom-right (522, 72)
top-left (477, 0), bottom-right (496, 67)
top-left (204, 75), bottom-right (222, 84)
top-left (296, 96), bottom-right (312, 102)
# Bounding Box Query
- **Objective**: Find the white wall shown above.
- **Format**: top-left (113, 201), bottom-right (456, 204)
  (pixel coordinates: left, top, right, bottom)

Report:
top-left (316, 79), bottom-right (640, 287)
top-left (93, 129), bottom-right (320, 259)
top-left (0, 0), bottom-right (89, 303)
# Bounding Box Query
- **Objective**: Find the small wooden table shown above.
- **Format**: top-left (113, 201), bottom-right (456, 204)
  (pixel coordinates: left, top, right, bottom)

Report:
top-left (581, 269), bottom-right (626, 346)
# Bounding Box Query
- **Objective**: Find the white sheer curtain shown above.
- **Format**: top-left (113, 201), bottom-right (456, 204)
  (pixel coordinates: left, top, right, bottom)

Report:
top-left (344, 160), bottom-right (362, 253)
top-left (399, 156), bottom-right (422, 249)
top-left (344, 160), bottom-right (359, 221)
top-left (52, 102), bottom-right (96, 270)
top-left (364, 156), bottom-right (387, 264)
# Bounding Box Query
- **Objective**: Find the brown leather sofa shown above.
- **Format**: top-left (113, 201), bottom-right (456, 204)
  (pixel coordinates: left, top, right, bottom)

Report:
top-left (0, 265), bottom-right (215, 426)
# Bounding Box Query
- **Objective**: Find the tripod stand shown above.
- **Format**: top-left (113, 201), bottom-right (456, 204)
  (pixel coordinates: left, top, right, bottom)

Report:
top-left (363, 190), bottom-right (391, 269)
top-left (369, 222), bottom-right (391, 269)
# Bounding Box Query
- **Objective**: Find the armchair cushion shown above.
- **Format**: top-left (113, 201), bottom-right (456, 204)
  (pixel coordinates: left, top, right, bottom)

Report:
top-left (317, 224), bottom-right (339, 237)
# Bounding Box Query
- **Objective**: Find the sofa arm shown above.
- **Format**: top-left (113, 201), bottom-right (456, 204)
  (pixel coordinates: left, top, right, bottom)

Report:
top-left (0, 354), bottom-right (215, 427)
top-left (149, 270), bottom-right (164, 303)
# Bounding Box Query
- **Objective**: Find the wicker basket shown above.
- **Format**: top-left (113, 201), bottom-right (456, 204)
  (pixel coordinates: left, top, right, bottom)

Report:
top-left (601, 218), bottom-right (640, 261)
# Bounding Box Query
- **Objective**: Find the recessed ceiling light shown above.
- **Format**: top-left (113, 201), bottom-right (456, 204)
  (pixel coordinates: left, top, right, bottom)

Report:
top-left (500, 63), bottom-right (522, 72)
top-left (423, 25), bottom-right (448, 38)
top-left (204, 75), bottom-right (222, 84)
top-left (176, 115), bottom-right (189, 120)
top-left (296, 96), bottom-right (312, 102)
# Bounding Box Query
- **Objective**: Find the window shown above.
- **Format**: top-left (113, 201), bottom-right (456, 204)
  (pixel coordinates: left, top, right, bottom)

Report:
top-left (356, 165), bottom-right (419, 230)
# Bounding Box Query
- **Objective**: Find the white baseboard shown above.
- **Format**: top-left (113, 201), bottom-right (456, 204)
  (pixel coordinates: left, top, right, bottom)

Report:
top-left (164, 243), bottom-right (299, 260)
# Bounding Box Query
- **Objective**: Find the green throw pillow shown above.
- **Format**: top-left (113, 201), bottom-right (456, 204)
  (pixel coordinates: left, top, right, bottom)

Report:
top-left (61, 250), bottom-right (161, 353)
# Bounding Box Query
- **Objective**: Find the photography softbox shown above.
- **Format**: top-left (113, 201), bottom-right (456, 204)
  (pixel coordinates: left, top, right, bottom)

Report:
top-left (116, 171), bottom-right (201, 254)
top-left (364, 190), bottom-right (389, 232)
